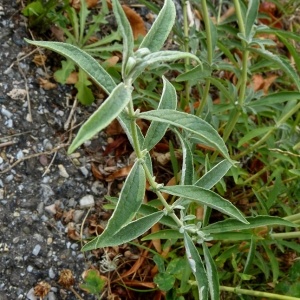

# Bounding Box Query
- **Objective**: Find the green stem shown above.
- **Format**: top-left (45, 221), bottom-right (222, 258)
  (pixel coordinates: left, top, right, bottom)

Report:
top-left (196, 0), bottom-right (212, 116)
top-left (271, 231), bottom-right (300, 240)
top-left (181, 0), bottom-right (190, 109)
top-left (219, 286), bottom-right (300, 300)
top-left (283, 212), bottom-right (300, 222)
top-left (126, 97), bottom-right (183, 229)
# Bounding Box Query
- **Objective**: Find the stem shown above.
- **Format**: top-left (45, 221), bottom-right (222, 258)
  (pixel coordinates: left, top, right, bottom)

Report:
top-left (69, 286), bottom-right (84, 300)
top-left (211, 0), bottom-right (249, 162)
top-left (219, 286), bottom-right (300, 300)
top-left (181, 0), bottom-right (190, 109)
top-left (271, 231), bottom-right (300, 240)
top-left (283, 213), bottom-right (300, 222)
top-left (196, 0), bottom-right (212, 116)
top-left (126, 96), bottom-right (183, 229)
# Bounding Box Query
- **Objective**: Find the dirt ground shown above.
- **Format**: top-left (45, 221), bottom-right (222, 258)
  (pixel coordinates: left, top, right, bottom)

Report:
top-left (0, 1), bottom-right (118, 299)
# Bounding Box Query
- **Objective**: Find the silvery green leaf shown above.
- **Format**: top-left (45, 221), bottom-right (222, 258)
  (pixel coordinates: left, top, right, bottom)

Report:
top-left (88, 159), bottom-right (146, 246)
top-left (130, 51), bottom-right (201, 81)
top-left (24, 39), bottom-right (116, 94)
top-left (82, 211), bottom-right (164, 250)
top-left (201, 216), bottom-right (297, 234)
top-left (143, 76), bottom-right (177, 151)
top-left (139, 110), bottom-right (233, 163)
top-left (139, 0), bottom-right (175, 52)
top-left (68, 83), bottom-right (131, 153)
top-left (203, 243), bottom-right (219, 300)
top-left (118, 112), bottom-right (153, 176)
top-left (195, 160), bottom-right (233, 190)
top-left (173, 128), bottom-right (194, 185)
top-left (112, 0), bottom-right (134, 78)
top-left (183, 232), bottom-right (209, 300)
top-left (163, 186), bottom-right (248, 224)
top-left (245, 0), bottom-right (259, 39)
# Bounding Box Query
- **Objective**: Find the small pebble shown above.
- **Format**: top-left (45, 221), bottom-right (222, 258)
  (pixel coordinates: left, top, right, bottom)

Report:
top-left (32, 244), bottom-right (41, 256)
top-left (91, 181), bottom-right (104, 196)
top-left (0, 157), bottom-right (3, 164)
top-left (16, 150), bottom-right (24, 159)
top-left (73, 210), bottom-right (84, 223)
top-left (48, 292), bottom-right (56, 300)
top-left (79, 195), bottom-right (94, 208)
top-left (1, 107), bottom-right (13, 118)
top-left (27, 265), bottom-right (33, 272)
top-left (26, 288), bottom-right (37, 300)
top-left (5, 174), bottom-right (14, 183)
top-left (71, 243), bottom-right (78, 250)
top-left (47, 238), bottom-right (52, 245)
top-left (79, 166), bottom-right (89, 177)
top-left (45, 204), bottom-right (56, 215)
top-left (49, 267), bottom-right (55, 279)
top-left (58, 164), bottom-right (69, 178)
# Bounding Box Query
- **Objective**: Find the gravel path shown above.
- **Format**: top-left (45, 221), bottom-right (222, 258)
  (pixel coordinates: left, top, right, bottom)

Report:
top-left (0, 1), bottom-right (112, 299)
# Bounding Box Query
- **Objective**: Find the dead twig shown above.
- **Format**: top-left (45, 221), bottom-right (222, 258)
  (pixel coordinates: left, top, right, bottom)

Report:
top-left (0, 144), bottom-right (69, 174)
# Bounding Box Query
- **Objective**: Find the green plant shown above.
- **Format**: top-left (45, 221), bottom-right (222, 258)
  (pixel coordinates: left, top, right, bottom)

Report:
top-left (22, 0), bottom-right (69, 30)
top-left (54, 0), bottom-right (122, 104)
top-left (25, 0), bottom-right (300, 299)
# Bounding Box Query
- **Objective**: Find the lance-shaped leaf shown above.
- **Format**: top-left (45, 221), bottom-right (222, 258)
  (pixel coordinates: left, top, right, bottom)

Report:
top-left (112, 0), bottom-right (134, 77)
top-left (183, 232), bottom-right (209, 300)
top-left (24, 39), bottom-right (116, 94)
top-left (249, 91), bottom-right (300, 107)
top-left (162, 186), bottom-right (248, 224)
top-left (130, 51), bottom-right (202, 81)
top-left (142, 229), bottom-right (183, 241)
top-left (68, 83), bottom-right (132, 153)
top-left (243, 236), bottom-right (256, 276)
top-left (143, 77), bottom-right (177, 151)
top-left (203, 243), bottom-right (219, 300)
top-left (173, 128), bottom-right (194, 185)
top-left (195, 160), bottom-right (232, 190)
top-left (245, 0), bottom-right (259, 39)
top-left (201, 216), bottom-right (297, 234)
top-left (118, 112), bottom-right (153, 176)
top-left (106, 196), bottom-right (177, 228)
top-left (82, 211), bottom-right (164, 251)
top-left (100, 160), bottom-right (145, 235)
top-left (139, 110), bottom-right (233, 163)
top-left (249, 47), bottom-right (300, 90)
top-left (139, 0), bottom-right (175, 52)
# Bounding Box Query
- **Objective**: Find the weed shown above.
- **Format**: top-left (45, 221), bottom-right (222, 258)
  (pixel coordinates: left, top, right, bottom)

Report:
top-left (26, 0), bottom-right (300, 299)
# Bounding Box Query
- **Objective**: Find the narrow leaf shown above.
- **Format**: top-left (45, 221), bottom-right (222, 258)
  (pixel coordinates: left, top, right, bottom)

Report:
top-left (130, 51), bottom-right (201, 81)
top-left (140, 110), bottom-right (233, 163)
top-left (82, 211), bottom-right (164, 251)
top-left (173, 128), bottom-right (194, 185)
top-left (201, 216), bottom-right (297, 234)
top-left (183, 232), bottom-right (209, 300)
top-left (139, 0), bottom-right (175, 52)
top-left (203, 243), bottom-right (219, 300)
top-left (195, 160), bottom-right (232, 190)
top-left (237, 126), bottom-right (276, 148)
top-left (143, 76), bottom-right (177, 151)
top-left (68, 83), bottom-right (132, 153)
top-left (249, 47), bottom-right (300, 90)
top-left (249, 91), bottom-right (300, 107)
top-left (245, 0), bottom-right (259, 38)
top-left (112, 0), bottom-right (134, 77)
top-left (210, 232), bottom-right (262, 240)
top-left (102, 160), bottom-right (145, 234)
top-left (243, 236), bottom-right (256, 275)
top-left (163, 186), bottom-right (248, 224)
top-left (262, 240), bottom-right (279, 283)
top-left (24, 39), bottom-right (116, 94)
top-left (142, 229), bottom-right (183, 241)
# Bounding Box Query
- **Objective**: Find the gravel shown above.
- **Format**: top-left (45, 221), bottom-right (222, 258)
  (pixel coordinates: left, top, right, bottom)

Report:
top-left (0, 1), bottom-right (110, 299)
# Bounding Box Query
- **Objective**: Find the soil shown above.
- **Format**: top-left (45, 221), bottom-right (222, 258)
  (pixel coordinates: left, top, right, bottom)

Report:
top-left (0, 1), bottom-right (124, 299)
